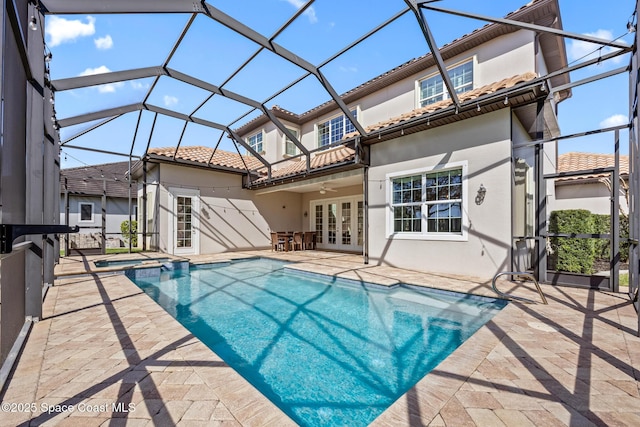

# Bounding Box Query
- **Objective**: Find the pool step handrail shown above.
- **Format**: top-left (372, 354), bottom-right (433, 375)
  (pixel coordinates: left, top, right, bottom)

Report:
top-left (491, 272), bottom-right (548, 304)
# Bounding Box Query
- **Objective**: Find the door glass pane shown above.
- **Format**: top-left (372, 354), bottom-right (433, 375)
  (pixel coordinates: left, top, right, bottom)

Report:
top-left (328, 203), bottom-right (337, 244)
top-left (176, 196), bottom-right (192, 249)
top-left (342, 202), bottom-right (351, 244)
top-left (315, 205), bottom-right (323, 244)
top-left (357, 201), bottom-right (363, 246)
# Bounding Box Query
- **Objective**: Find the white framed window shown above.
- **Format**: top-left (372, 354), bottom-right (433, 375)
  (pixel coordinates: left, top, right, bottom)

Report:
top-left (79, 202), bottom-right (94, 222)
top-left (283, 127), bottom-right (300, 157)
top-left (247, 131), bottom-right (263, 154)
top-left (418, 60), bottom-right (473, 107)
top-left (317, 108), bottom-right (358, 148)
top-left (387, 161), bottom-right (468, 241)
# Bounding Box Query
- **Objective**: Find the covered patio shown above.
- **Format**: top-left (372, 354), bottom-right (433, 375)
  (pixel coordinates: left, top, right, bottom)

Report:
top-left (2, 250), bottom-right (639, 426)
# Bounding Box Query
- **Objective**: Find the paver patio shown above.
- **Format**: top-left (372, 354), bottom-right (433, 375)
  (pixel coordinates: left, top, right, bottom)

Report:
top-left (2, 250), bottom-right (640, 426)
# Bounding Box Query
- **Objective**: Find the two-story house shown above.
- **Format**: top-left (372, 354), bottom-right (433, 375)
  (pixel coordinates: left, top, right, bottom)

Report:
top-left (135, 0), bottom-right (569, 279)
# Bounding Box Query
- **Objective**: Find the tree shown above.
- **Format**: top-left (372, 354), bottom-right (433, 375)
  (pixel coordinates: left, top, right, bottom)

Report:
top-left (121, 220), bottom-right (138, 247)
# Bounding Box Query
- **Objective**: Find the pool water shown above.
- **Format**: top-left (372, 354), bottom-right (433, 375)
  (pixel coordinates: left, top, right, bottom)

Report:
top-left (133, 258), bottom-right (506, 426)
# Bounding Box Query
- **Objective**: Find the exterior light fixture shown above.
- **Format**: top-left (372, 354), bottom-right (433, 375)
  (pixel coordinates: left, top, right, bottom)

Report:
top-left (540, 81), bottom-right (547, 92)
top-left (44, 52), bottom-right (52, 62)
top-left (28, 16), bottom-right (37, 31)
top-left (504, 96), bottom-right (509, 105)
top-left (476, 103), bottom-right (481, 112)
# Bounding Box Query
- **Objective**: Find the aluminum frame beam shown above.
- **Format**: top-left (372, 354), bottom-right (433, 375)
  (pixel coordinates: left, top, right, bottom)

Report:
top-left (406, 0), bottom-right (460, 108)
top-left (421, 3), bottom-right (631, 50)
top-left (39, 0), bottom-right (207, 14)
top-left (200, 1), bottom-right (367, 137)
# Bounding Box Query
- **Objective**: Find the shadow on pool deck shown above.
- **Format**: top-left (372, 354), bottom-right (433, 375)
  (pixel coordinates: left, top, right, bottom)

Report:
top-left (2, 249), bottom-right (640, 426)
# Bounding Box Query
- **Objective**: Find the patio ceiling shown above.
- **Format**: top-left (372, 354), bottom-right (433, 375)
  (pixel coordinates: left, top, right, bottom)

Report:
top-left (36, 0), bottom-right (633, 187)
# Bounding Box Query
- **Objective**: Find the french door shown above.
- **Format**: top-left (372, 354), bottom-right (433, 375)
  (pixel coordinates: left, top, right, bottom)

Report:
top-left (168, 188), bottom-right (200, 255)
top-left (311, 196), bottom-right (363, 252)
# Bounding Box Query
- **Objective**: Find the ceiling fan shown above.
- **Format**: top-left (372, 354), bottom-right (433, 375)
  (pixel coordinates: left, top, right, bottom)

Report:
top-left (319, 184), bottom-right (337, 195)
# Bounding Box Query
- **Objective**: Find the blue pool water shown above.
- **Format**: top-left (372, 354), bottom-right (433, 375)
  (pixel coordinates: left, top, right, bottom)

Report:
top-left (132, 258), bottom-right (506, 426)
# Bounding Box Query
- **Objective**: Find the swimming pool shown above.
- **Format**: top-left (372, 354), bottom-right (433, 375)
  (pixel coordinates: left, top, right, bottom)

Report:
top-left (132, 258), bottom-right (506, 426)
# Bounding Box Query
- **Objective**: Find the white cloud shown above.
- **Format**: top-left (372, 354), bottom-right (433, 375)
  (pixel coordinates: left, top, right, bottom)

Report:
top-left (339, 66), bottom-right (358, 73)
top-left (163, 95), bottom-right (179, 107)
top-left (568, 29), bottom-right (624, 64)
top-left (94, 35), bottom-right (113, 50)
top-left (130, 81), bottom-right (150, 90)
top-left (46, 15), bottom-right (96, 47)
top-left (600, 114), bottom-right (627, 128)
top-left (79, 65), bottom-right (123, 93)
top-left (282, 0), bottom-right (317, 24)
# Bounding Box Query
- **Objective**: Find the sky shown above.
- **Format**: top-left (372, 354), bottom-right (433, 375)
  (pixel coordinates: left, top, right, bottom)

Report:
top-left (44, 0), bottom-right (638, 169)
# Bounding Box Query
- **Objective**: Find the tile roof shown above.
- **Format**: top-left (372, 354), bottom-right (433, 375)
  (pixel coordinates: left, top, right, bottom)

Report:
top-left (344, 72), bottom-right (539, 138)
top-left (252, 145), bottom-right (356, 184)
top-left (60, 162), bottom-right (133, 198)
top-left (147, 146), bottom-right (263, 171)
top-left (556, 152), bottom-right (629, 183)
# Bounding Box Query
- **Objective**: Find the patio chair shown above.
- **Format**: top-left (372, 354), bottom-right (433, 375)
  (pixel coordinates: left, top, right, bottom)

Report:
top-left (271, 232), bottom-right (285, 251)
top-left (292, 232), bottom-right (304, 251)
top-left (303, 231), bottom-right (315, 250)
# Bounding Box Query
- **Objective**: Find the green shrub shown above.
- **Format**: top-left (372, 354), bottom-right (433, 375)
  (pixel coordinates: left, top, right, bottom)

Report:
top-left (121, 220), bottom-right (138, 247)
top-left (549, 210), bottom-right (595, 274)
top-left (592, 213), bottom-right (629, 263)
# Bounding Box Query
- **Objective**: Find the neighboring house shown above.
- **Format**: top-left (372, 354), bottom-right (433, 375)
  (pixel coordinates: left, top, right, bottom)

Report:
top-left (60, 162), bottom-right (137, 251)
top-left (552, 152), bottom-right (630, 215)
top-left (134, 0), bottom-right (569, 279)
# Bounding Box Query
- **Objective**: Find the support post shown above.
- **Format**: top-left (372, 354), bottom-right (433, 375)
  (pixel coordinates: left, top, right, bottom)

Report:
top-left (102, 179), bottom-right (106, 254)
top-left (142, 161), bottom-right (147, 251)
top-left (363, 167), bottom-right (369, 265)
top-left (534, 99), bottom-right (547, 283)
top-left (611, 130), bottom-right (620, 292)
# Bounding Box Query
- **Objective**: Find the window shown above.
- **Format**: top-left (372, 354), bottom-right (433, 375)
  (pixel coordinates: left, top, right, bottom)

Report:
top-left (419, 61), bottom-right (473, 107)
top-left (388, 163), bottom-right (467, 240)
top-left (317, 108), bottom-right (358, 147)
top-left (247, 131), bottom-right (263, 154)
top-left (79, 202), bottom-right (94, 222)
top-left (284, 128), bottom-right (299, 156)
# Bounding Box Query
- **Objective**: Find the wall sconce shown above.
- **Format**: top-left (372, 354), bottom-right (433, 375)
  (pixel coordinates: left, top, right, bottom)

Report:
top-left (475, 184), bottom-right (486, 205)
top-left (28, 16), bottom-right (37, 31)
top-left (303, 211), bottom-right (308, 217)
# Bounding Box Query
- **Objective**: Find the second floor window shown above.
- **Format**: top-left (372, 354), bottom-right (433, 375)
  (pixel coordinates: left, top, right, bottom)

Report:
top-left (419, 60), bottom-right (473, 107)
top-left (317, 109), bottom-right (358, 148)
top-left (284, 128), bottom-right (299, 156)
top-left (247, 131), bottom-right (263, 154)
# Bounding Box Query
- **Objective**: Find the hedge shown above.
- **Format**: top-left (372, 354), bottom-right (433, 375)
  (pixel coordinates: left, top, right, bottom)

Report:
top-left (548, 209), bottom-right (596, 274)
top-left (592, 214), bottom-right (629, 263)
top-left (549, 210), bottom-right (629, 274)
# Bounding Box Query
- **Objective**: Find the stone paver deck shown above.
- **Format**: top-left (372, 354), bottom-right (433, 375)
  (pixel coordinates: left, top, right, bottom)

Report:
top-left (2, 250), bottom-right (640, 426)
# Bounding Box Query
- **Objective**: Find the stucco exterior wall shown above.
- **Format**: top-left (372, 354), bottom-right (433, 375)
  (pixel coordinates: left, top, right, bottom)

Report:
top-left (367, 109), bottom-right (513, 279)
top-left (156, 164), bottom-right (303, 254)
top-left (553, 182), bottom-right (629, 215)
top-left (59, 195), bottom-right (135, 234)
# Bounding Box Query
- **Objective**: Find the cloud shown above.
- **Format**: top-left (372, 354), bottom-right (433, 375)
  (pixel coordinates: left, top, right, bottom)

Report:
top-left (130, 81), bottom-right (150, 90)
top-left (600, 114), bottom-right (627, 128)
top-left (339, 66), bottom-right (358, 73)
top-left (79, 65), bottom-right (123, 93)
top-left (568, 29), bottom-right (624, 64)
top-left (282, 0), bottom-right (318, 24)
top-left (94, 35), bottom-right (113, 50)
top-left (163, 95), bottom-right (179, 107)
top-left (46, 15), bottom-right (96, 47)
